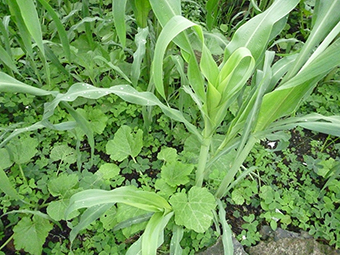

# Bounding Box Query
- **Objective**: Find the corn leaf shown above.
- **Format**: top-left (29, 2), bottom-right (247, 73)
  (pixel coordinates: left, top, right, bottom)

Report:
top-left (112, 0), bottom-right (127, 47)
top-left (284, 0), bottom-right (340, 80)
top-left (16, 0), bottom-right (44, 56)
top-left (65, 186), bottom-right (172, 219)
top-left (142, 212), bottom-right (174, 255)
top-left (69, 204), bottom-right (113, 244)
top-left (224, 0), bottom-right (299, 63)
top-left (36, 0), bottom-right (71, 62)
top-left (152, 15), bottom-right (204, 100)
top-left (255, 38), bottom-right (340, 132)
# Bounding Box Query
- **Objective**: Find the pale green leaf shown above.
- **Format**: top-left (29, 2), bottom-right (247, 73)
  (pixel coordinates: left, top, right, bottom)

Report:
top-left (76, 108), bottom-right (108, 134)
top-left (0, 148), bottom-right (12, 169)
top-left (99, 205), bottom-right (117, 230)
top-left (0, 72), bottom-right (56, 96)
top-left (13, 215), bottom-right (53, 255)
top-left (0, 168), bottom-right (21, 201)
top-left (50, 145), bottom-right (77, 164)
top-left (113, 0), bottom-right (127, 47)
top-left (69, 204), bottom-right (113, 244)
top-left (16, 0), bottom-right (44, 55)
top-left (170, 225), bottom-right (184, 255)
top-left (97, 163), bottom-right (120, 180)
top-left (47, 200), bottom-right (69, 221)
top-left (169, 187), bottom-right (216, 233)
top-left (131, 27), bottom-right (149, 85)
top-left (142, 212), bottom-right (174, 255)
top-left (217, 199), bottom-right (234, 255)
top-left (36, 0), bottom-right (71, 61)
top-left (152, 15), bottom-right (205, 100)
top-left (225, 0), bottom-right (299, 63)
top-left (157, 147), bottom-right (178, 163)
top-left (6, 136), bottom-right (38, 164)
top-left (132, 0), bottom-right (151, 28)
top-left (161, 161), bottom-right (194, 187)
top-left (65, 186), bottom-right (172, 218)
top-left (0, 44), bottom-right (19, 74)
top-left (106, 125), bottom-right (143, 161)
top-left (47, 174), bottom-right (78, 197)
top-left (116, 204), bottom-right (149, 238)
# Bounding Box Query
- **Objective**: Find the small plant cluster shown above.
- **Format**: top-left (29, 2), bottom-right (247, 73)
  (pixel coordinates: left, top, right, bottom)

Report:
top-left (1, 0), bottom-right (340, 254)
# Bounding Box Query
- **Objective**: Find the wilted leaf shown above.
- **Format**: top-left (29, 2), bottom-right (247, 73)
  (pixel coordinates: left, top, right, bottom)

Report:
top-left (169, 187), bottom-right (216, 233)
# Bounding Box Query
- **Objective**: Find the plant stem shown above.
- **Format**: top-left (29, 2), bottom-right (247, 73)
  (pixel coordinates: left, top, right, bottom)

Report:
top-left (195, 136), bottom-right (211, 187)
top-left (18, 163), bottom-right (27, 185)
top-left (215, 135), bottom-right (257, 199)
top-left (0, 234), bottom-right (14, 250)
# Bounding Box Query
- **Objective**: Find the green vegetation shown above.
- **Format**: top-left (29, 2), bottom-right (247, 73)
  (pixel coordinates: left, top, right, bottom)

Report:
top-left (0, 0), bottom-right (340, 254)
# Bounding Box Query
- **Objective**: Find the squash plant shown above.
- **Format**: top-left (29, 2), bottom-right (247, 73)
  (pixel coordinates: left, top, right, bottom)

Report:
top-left (1, 0), bottom-right (340, 254)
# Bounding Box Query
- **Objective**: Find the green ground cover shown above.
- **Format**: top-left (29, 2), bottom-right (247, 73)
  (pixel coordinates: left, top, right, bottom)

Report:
top-left (0, 0), bottom-right (340, 254)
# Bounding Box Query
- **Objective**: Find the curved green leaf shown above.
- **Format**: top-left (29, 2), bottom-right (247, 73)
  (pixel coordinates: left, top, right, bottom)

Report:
top-left (65, 186), bottom-right (172, 219)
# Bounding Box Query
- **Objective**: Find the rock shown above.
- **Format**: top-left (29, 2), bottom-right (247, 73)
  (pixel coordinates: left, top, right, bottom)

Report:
top-left (248, 225), bottom-right (340, 255)
top-left (248, 237), bottom-right (340, 255)
top-left (196, 236), bottom-right (248, 255)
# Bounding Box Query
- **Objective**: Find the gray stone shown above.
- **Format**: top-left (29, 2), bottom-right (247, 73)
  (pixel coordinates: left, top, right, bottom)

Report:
top-left (196, 236), bottom-right (248, 255)
top-left (247, 237), bottom-right (340, 255)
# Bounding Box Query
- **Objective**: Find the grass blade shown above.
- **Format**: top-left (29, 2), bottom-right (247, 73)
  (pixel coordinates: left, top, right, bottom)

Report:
top-left (142, 212), bottom-right (174, 255)
top-left (206, 0), bottom-right (219, 30)
top-left (152, 15), bottom-right (204, 100)
top-left (284, 0), bottom-right (340, 80)
top-left (0, 72), bottom-right (56, 96)
top-left (131, 27), bottom-right (149, 86)
top-left (255, 38), bottom-right (340, 132)
top-left (36, 0), bottom-right (71, 62)
top-left (65, 186), bottom-right (172, 218)
top-left (112, 0), bottom-right (127, 47)
top-left (16, 0), bottom-right (44, 56)
top-left (0, 45), bottom-right (19, 74)
top-left (69, 204), bottom-right (113, 245)
top-left (217, 200), bottom-right (233, 255)
top-left (170, 225), bottom-right (184, 255)
top-left (225, 0), bottom-right (299, 63)
top-left (7, 0), bottom-right (33, 58)
top-left (0, 167), bottom-right (22, 201)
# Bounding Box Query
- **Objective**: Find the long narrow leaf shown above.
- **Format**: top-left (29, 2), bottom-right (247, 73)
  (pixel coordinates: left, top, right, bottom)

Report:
top-left (131, 27), bottom-right (149, 85)
top-left (255, 38), bottom-right (340, 132)
top-left (16, 0), bottom-right (44, 56)
top-left (224, 0), bottom-right (299, 63)
top-left (36, 0), bottom-right (71, 62)
top-left (0, 72), bottom-right (57, 96)
top-left (284, 0), bottom-right (340, 80)
top-left (142, 212), bottom-right (174, 255)
top-left (7, 0), bottom-right (34, 58)
top-left (69, 204), bottom-right (113, 244)
top-left (65, 186), bottom-right (172, 219)
top-left (170, 225), bottom-right (184, 255)
top-left (42, 83), bottom-right (201, 140)
top-left (113, 0), bottom-right (127, 47)
top-left (0, 167), bottom-right (22, 201)
top-left (217, 200), bottom-right (233, 255)
top-left (152, 15), bottom-right (204, 99)
top-left (0, 45), bottom-right (19, 74)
